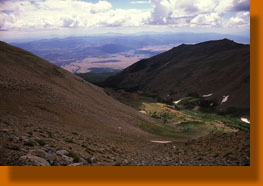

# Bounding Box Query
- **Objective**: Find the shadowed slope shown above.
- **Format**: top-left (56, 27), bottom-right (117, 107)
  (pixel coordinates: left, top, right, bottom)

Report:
top-left (103, 39), bottom-right (250, 110)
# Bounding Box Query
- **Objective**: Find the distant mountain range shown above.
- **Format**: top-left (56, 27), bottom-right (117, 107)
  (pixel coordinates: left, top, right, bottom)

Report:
top-left (10, 33), bottom-right (249, 73)
top-left (103, 39), bottom-right (250, 110)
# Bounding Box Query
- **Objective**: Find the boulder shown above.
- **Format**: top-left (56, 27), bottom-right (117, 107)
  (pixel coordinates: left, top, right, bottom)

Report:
top-left (68, 162), bottom-right (83, 166)
top-left (19, 154), bottom-right (50, 166)
top-left (61, 155), bottom-right (74, 163)
top-left (56, 149), bottom-right (68, 156)
top-left (29, 149), bottom-right (56, 164)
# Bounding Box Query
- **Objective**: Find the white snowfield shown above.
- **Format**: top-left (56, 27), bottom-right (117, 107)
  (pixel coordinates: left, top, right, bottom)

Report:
top-left (241, 117), bottom-right (250, 124)
top-left (221, 95), bottom-right (229, 104)
top-left (202, 93), bottom-right (213, 97)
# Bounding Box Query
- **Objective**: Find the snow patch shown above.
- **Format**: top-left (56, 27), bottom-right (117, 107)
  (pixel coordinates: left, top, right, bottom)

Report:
top-left (174, 99), bottom-right (182, 104)
top-left (151, 141), bottom-right (172, 144)
top-left (202, 93), bottom-right (213, 98)
top-left (221, 95), bottom-right (229, 104)
top-left (241, 117), bottom-right (250, 124)
top-left (159, 62), bottom-right (170, 69)
top-left (139, 110), bottom-right (146, 114)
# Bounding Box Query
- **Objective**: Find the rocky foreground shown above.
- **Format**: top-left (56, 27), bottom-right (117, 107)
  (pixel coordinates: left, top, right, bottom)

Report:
top-left (0, 115), bottom-right (249, 166)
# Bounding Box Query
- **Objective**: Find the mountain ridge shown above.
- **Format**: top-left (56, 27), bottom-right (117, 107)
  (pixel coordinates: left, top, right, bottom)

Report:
top-left (103, 39), bottom-right (250, 111)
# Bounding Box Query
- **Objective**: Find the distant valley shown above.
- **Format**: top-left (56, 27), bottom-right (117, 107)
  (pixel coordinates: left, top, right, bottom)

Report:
top-left (11, 33), bottom-right (249, 74)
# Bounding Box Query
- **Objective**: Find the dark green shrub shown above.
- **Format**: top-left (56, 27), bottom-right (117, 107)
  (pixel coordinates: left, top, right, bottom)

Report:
top-left (66, 151), bottom-right (80, 163)
top-left (217, 107), bottom-right (250, 117)
top-left (24, 141), bottom-right (34, 146)
top-left (35, 139), bottom-right (46, 146)
top-left (187, 92), bottom-right (200, 98)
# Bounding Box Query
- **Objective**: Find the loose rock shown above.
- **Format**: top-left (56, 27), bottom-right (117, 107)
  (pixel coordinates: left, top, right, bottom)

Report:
top-left (19, 154), bottom-right (50, 166)
top-left (68, 162), bottom-right (83, 166)
top-left (56, 150), bottom-right (68, 156)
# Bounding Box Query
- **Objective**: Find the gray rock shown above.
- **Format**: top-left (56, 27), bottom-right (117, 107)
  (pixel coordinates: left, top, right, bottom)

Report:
top-left (62, 155), bottom-right (74, 163)
top-left (30, 149), bottom-right (47, 157)
top-left (122, 159), bottom-right (129, 164)
top-left (29, 149), bottom-right (56, 164)
top-left (19, 154), bottom-right (50, 166)
top-left (56, 150), bottom-right (68, 156)
top-left (87, 156), bottom-right (97, 164)
top-left (68, 162), bottom-right (83, 166)
top-left (43, 144), bottom-right (55, 153)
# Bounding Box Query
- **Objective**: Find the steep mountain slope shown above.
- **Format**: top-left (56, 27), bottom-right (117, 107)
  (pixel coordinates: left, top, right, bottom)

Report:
top-left (0, 41), bottom-right (156, 137)
top-left (0, 41), bottom-right (162, 165)
top-left (103, 39), bottom-right (250, 110)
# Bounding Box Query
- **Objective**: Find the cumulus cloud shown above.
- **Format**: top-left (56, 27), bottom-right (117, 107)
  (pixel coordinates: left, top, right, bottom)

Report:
top-left (232, 0), bottom-right (250, 11)
top-left (149, 0), bottom-right (221, 25)
top-left (0, 0), bottom-right (250, 31)
top-left (190, 13), bottom-right (221, 27)
top-left (148, 0), bottom-right (250, 28)
top-left (227, 11), bottom-right (250, 27)
top-left (0, 0), bottom-right (150, 30)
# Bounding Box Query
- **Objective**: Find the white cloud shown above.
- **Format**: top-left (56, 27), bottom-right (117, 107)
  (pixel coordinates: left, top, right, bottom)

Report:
top-left (0, 0), bottom-right (250, 32)
top-left (194, 0), bottom-right (217, 12)
top-left (130, 1), bottom-right (150, 4)
top-left (227, 11), bottom-right (250, 27)
top-left (190, 13), bottom-right (221, 27)
top-left (149, 0), bottom-right (219, 25)
top-left (149, 0), bottom-right (250, 28)
top-left (232, 0), bottom-right (250, 11)
top-left (0, 0), bottom-right (150, 30)
top-left (214, 0), bottom-right (233, 13)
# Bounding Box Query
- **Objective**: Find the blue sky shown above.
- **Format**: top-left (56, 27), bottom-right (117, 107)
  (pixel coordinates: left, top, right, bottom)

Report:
top-left (82, 0), bottom-right (152, 9)
top-left (0, 0), bottom-right (250, 41)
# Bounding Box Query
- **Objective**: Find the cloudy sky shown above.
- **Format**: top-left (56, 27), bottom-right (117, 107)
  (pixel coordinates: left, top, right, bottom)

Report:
top-left (0, 0), bottom-right (250, 41)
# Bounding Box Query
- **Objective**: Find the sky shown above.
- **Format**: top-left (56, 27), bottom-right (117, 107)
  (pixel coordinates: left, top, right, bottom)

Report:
top-left (0, 0), bottom-right (250, 41)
